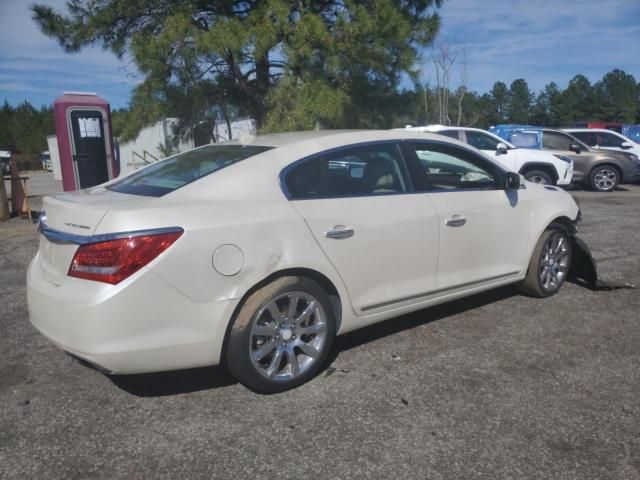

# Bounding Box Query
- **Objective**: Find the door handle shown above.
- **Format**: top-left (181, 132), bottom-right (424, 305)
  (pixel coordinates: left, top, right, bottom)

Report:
top-left (445, 215), bottom-right (466, 227)
top-left (73, 154), bottom-right (89, 162)
top-left (325, 226), bottom-right (354, 239)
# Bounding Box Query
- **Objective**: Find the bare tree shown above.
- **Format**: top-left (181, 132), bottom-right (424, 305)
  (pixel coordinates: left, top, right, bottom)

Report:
top-left (431, 42), bottom-right (456, 125)
top-left (420, 61), bottom-right (430, 124)
top-left (456, 49), bottom-right (468, 126)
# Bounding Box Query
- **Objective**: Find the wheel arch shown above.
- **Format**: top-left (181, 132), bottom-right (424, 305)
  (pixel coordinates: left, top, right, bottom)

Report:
top-left (589, 161), bottom-right (621, 179)
top-left (548, 215), bottom-right (577, 236)
top-left (220, 267), bottom-right (344, 366)
top-left (519, 162), bottom-right (559, 184)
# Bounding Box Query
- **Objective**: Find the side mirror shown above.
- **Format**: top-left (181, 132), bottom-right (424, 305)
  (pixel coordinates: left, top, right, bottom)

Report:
top-left (569, 144), bottom-right (582, 154)
top-left (504, 172), bottom-right (521, 190)
top-left (621, 141), bottom-right (633, 150)
top-left (496, 142), bottom-right (508, 155)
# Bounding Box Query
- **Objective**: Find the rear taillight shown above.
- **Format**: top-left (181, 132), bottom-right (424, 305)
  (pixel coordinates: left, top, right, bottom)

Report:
top-left (68, 230), bottom-right (183, 285)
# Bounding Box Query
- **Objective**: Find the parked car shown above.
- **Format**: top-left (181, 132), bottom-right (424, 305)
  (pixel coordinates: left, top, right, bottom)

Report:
top-left (571, 121), bottom-right (624, 132)
top-left (29, 130), bottom-right (582, 393)
top-left (403, 125), bottom-right (573, 186)
top-left (490, 125), bottom-right (640, 192)
top-left (1, 150), bottom-right (11, 176)
top-left (564, 128), bottom-right (640, 158)
top-left (570, 122), bottom-right (640, 144)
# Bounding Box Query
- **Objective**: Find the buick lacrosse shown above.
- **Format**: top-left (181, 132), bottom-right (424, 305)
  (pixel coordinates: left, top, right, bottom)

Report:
top-left (28, 130), bottom-right (581, 393)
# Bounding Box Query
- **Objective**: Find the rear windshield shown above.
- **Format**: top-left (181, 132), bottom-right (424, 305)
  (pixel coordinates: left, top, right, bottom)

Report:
top-left (108, 144), bottom-right (273, 197)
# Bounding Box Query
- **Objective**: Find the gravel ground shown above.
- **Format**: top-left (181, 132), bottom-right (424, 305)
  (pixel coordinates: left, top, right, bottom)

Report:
top-left (1, 185), bottom-right (639, 479)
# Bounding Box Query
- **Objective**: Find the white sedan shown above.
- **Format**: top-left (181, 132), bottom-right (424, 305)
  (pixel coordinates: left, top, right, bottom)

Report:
top-left (28, 130), bottom-right (580, 393)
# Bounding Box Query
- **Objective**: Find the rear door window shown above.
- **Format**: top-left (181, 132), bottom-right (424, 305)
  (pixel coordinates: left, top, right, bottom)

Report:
top-left (284, 143), bottom-right (411, 199)
top-left (108, 145), bottom-right (273, 196)
top-left (465, 131), bottom-right (502, 150)
top-left (434, 130), bottom-right (461, 140)
top-left (542, 132), bottom-right (574, 150)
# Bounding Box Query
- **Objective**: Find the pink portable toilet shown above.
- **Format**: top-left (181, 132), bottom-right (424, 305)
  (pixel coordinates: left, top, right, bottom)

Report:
top-left (53, 92), bottom-right (118, 191)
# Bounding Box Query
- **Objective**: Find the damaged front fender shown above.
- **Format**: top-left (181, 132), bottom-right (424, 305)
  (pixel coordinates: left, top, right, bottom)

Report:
top-left (569, 235), bottom-right (634, 291)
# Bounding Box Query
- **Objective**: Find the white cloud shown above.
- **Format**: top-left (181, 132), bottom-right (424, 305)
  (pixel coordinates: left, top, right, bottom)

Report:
top-left (429, 0), bottom-right (640, 93)
top-left (0, 0), bottom-right (140, 106)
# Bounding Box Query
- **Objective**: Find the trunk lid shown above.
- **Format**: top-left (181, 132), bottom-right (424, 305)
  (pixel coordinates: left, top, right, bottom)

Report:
top-left (38, 187), bottom-right (150, 285)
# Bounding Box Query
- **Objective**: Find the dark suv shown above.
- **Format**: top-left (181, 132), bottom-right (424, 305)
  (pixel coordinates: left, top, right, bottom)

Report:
top-left (490, 125), bottom-right (640, 192)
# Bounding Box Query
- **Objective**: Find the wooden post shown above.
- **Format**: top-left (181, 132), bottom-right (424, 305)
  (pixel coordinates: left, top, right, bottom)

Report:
top-left (21, 178), bottom-right (32, 221)
top-left (0, 175), bottom-right (8, 221)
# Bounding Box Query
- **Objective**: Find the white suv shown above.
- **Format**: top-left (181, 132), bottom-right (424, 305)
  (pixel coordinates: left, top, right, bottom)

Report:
top-left (563, 128), bottom-right (640, 158)
top-left (404, 126), bottom-right (573, 186)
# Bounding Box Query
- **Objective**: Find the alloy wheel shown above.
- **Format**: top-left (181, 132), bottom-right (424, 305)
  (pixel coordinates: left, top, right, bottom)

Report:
top-left (539, 232), bottom-right (570, 291)
top-left (593, 168), bottom-right (617, 191)
top-left (249, 292), bottom-right (327, 381)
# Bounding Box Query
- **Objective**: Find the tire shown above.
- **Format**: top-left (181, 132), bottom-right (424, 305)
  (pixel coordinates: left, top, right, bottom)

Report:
top-left (523, 169), bottom-right (553, 185)
top-left (517, 228), bottom-right (572, 298)
top-left (589, 165), bottom-right (619, 192)
top-left (226, 276), bottom-right (336, 393)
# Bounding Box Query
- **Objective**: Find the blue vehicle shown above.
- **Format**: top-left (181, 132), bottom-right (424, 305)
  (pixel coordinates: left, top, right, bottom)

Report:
top-left (489, 125), bottom-right (544, 149)
top-left (622, 125), bottom-right (640, 144)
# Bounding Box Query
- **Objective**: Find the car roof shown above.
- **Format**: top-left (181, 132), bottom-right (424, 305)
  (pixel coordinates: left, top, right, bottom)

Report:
top-left (225, 129), bottom-right (466, 148)
top-left (219, 129), bottom-right (365, 148)
top-left (402, 125), bottom-right (516, 148)
top-left (564, 128), bottom-right (622, 134)
top-left (404, 125), bottom-right (482, 133)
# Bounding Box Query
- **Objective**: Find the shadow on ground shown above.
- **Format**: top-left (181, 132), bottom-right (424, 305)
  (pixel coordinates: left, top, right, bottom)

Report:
top-left (109, 285), bottom-right (518, 397)
top-left (108, 365), bottom-right (237, 397)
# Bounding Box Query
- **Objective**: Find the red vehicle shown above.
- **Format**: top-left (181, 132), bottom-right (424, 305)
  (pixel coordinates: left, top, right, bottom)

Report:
top-left (572, 121), bottom-right (623, 134)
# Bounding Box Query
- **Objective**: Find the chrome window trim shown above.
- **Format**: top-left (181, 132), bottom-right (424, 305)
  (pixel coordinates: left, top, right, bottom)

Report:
top-left (38, 223), bottom-right (184, 245)
top-left (279, 138), bottom-right (510, 201)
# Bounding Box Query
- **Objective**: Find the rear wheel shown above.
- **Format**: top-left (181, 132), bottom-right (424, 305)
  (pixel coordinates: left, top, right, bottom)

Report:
top-left (518, 228), bottom-right (572, 298)
top-left (523, 169), bottom-right (553, 185)
top-left (589, 165), bottom-right (619, 192)
top-left (226, 276), bottom-right (336, 393)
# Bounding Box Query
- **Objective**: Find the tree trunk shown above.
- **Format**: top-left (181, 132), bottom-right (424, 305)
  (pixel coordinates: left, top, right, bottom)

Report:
top-left (222, 105), bottom-right (232, 140)
top-left (0, 175), bottom-right (9, 221)
top-left (253, 53), bottom-right (271, 129)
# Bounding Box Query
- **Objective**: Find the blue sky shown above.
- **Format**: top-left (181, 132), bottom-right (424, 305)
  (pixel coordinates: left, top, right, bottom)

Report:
top-left (1, 0), bottom-right (639, 108)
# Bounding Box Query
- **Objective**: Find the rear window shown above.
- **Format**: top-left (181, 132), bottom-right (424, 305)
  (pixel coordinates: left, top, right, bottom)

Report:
top-left (108, 145), bottom-right (273, 197)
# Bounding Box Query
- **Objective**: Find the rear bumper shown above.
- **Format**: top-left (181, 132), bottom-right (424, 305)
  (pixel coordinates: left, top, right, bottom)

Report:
top-left (27, 254), bottom-right (237, 374)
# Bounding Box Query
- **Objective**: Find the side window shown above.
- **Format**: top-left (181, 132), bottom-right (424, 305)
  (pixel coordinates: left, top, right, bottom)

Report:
top-left (597, 132), bottom-right (624, 148)
top-left (285, 156), bottom-right (333, 199)
top-left (542, 132), bottom-right (574, 150)
top-left (571, 131), bottom-right (596, 146)
top-left (435, 130), bottom-right (460, 140)
top-left (410, 143), bottom-right (500, 191)
top-left (465, 131), bottom-right (501, 150)
top-left (284, 143), bottom-right (410, 199)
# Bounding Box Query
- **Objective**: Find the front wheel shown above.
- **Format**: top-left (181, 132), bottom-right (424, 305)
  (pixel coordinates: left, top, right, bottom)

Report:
top-left (226, 276), bottom-right (336, 393)
top-left (589, 165), bottom-right (619, 192)
top-left (518, 228), bottom-right (572, 298)
top-left (523, 169), bottom-right (553, 185)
